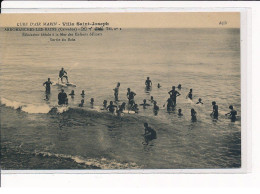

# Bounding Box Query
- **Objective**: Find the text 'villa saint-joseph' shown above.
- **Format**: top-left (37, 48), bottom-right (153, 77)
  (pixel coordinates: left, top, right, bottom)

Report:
top-left (17, 22), bottom-right (110, 27)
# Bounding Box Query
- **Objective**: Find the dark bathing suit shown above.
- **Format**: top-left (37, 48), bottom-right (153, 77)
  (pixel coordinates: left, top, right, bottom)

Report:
top-left (188, 92), bottom-right (192, 100)
top-left (58, 92), bottom-right (67, 105)
top-left (145, 80), bottom-right (152, 88)
top-left (59, 70), bottom-right (67, 78)
top-left (230, 110), bottom-right (237, 122)
top-left (213, 105), bottom-right (218, 118)
top-left (145, 127), bottom-right (157, 141)
top-left (167, 98), bottom-right (173, 109)
top-left (128, 92), bottom-right (136, 102)
top-left (169, 90), bottom-right (179, 105)
top-left (44, 81), bottom-right (52, 93)
top-left (107, 105), bottom-right (117, 113)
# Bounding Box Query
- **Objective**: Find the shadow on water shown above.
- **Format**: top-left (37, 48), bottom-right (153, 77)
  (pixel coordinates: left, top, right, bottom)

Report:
top-left (188, 121), bottom-right (199, 130)
top-left (43, 92), bottom-right (51, 103)
top-left (144, 86), bottom-right (152, 94)
top-left (142, 140), bottom-right (156, 152)
top-left (153, 110), bottom-right (159, 116)
top-left (166, 106), bottom-right (176, 115)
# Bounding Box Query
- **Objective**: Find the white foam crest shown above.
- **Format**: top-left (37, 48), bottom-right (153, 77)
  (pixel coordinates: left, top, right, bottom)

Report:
top-left (21, 104), bottom-right (51, 114)
top-left (37, 151), bottom-right (141, 169)
top-left (0, 97), bottom-right (23, 109)
top-left (56, 106), bottom-right (69, 113)
top-left (0, 97), bottom-right (51, 114)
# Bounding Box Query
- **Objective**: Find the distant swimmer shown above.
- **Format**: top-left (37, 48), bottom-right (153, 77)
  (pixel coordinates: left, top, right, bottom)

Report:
top-left (191, 108), bottom-right (197, 122)
top-left (119, 102), bottom-right (126, 111)
top-left (59, 67), bottom-right (69, 83)
top-left (157, 83), bottom-right (161, 88)
top-left (113, 82), bottom-right (120, 101)
top-left (79, 99), bottom-right (84, 107)
top-left (187, 89), bottom-right (193, 100)
top-left (143, 123), bottom-right (157, 145)
top-left (145, 77), bottom-right (152, 89)
top-left (106, 101), bottom-right (117, 113)
top-left (103, 100), bottom-right (108, 108)
top-left (153, 101), bottom-right (159, 115)
top-left (178, 109), bottom-right (183, 116)
top-left (150, 96), bottom-right (155, 103)
top-left (43, 78), bottom-right (53, 94)
top-left (69, 90), bottom-right (75, 96)
top-left (81, 90), bottom-right (85, 97)
top-left (168, 86), bottom-right (181, 106)
top-left (116, 102), bottom-right (126, 116)
top-left (127, 88), bottom-right (131, 97)
top-left (118, 102), bottom-right (126, 112)
top-left (90, 98), bottom-right (94, 105)
top-left (153, 101), bottom-right (159, 111)
top-left (196, 98), bottom-right (203, 104)
top-left (58, 89), bottom-right (68, 105)
top-left (127, 88), bottom-right (136, 103)
top-left (226, 105), bottom-right (237, 122)
top-left (177, 84), bottom-right (182, 90)
top-left (210, 101), bottom-right (218, 119)
top-left (140, 99), bottom-right (150, 108)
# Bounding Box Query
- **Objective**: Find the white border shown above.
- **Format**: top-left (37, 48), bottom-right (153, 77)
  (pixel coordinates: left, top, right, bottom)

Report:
top-left (0, 2), bottom-right (251, 176)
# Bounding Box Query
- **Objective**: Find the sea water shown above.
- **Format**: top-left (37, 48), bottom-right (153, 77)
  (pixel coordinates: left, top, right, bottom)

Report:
top-left (0, 28), bottom-right (241, 169)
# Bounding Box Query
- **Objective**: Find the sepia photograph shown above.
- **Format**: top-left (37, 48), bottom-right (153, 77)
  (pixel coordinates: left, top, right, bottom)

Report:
top-left (0, 12), bottom-right (241, 170)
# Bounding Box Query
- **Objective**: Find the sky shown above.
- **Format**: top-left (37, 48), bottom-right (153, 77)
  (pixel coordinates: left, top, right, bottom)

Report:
top-left (0, 12), bottom-right (240, 28)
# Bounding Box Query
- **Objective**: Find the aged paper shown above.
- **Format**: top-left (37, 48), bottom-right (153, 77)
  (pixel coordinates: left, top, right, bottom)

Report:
top-left (0, 12), bottom-right (241, 170)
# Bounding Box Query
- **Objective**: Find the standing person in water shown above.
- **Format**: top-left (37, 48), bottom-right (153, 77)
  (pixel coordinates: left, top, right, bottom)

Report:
top-left (79, 99), bottom-right (84, 107)
top-left (150, 96), bottom-right (155, 103)
top-left (103, 100), bottom-right (108, 109)
top-left (211, 101), bottom-right (219, 119)
top-left (127, 88), bottom-right (136, 103)
top-left (69, 90), bottom-right (75, 96)
top-left (106, 101), bottom-right (117, 113)
top-left (129, 99), bottom-right (135, 110)
top-left (90, 98), bottom-right (94, 105)
top-left (143, 123), bottom-right (157, 145)
top-left (157, 83), bottom-right (161, 88)
top-left (131, 104), bottom-right (139, 113)
top-left (43, 78), bottom-right (53, 94)
top-left (81, 90), bottom-right (85, 97)
top-left (116, 102), bottom-right (126, 116)
top-left (166, 97), bottom-right (174, 111)
top-left (118, 102), bottom-right (126, 112)
top-left (153, 101), bottom-right (159, 115)
top-left (191, 108), bottom-right (197, 122)
top-left (127, 88), bottom-right (131, 97)
top-left (226, 105), bottom-right (237, 122)
top-left (145, 77), bottom-right (152, 89)
top-left (58, 89), bottom-right (68, 105)
top-left (168, 86), bottom-right (181, 106)
top-left (59, 67), bottom-right (69, 83)
top-left (113, 82), bottom-right (120, 101)
top-left (187, 89), bottom-right (193, 100)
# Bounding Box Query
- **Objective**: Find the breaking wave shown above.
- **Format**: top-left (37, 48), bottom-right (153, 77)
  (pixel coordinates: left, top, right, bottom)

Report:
top-left (34, 151), bottom-right (141, 169)
top-left (0, 97), bottom-right (69, 114)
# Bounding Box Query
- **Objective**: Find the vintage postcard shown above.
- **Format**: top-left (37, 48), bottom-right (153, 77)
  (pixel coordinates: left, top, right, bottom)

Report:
top-left (0, 12), bottom-right (243, 171)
